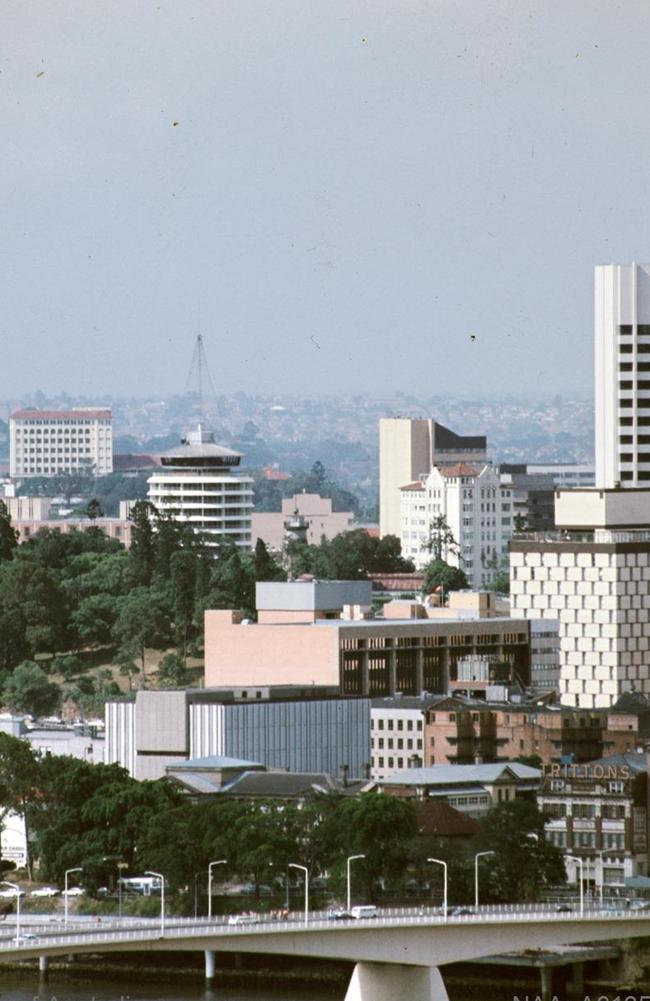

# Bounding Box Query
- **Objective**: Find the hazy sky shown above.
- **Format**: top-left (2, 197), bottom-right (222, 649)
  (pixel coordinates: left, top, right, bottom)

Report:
top-left (3, 1), bottom-right (649, 401)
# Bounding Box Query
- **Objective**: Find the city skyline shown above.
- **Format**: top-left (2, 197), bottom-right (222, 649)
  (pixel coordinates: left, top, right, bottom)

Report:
top-left (4, 3), bottom-right (650, 398)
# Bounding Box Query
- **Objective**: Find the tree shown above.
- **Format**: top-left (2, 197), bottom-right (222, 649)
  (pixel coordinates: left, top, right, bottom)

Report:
top-left (513, 513), bottom-right (527, 534)
top-left (3, 661), bottom-right (60, 717)
top-left (128, 501), bottom-right (157, 585)
top-left (0, 501), bottom-right (18, 563)
top-left (85, 498), bottom-right (104, 520)
top-left (112, 587), bottom-right (172, 683)
top-left (474, 800), bottom-right (565, 902)
top-left (71, 593), bottom-right (119, 648)
top-left (0, 733), bottom-right (40, 877)
top-left (484, 552), bottom-right (510, 594)
top-left (157, 652), bottom-right (189, 689)
top-left (424, 515), bottom-right (460, 562)
top-left (422, 558), bottom-right (468, 597)
top-left (254, 539), bottom-right (287, 583)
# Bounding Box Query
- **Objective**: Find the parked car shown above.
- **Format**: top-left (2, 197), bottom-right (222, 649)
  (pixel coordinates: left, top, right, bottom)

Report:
top-left (31, 887), bottom-right (59, 898)
top-left (0, 888), bottom-right (24, 898)
top-left (228, 913), bottom-right (260, 925)
top-left (62, 887), bottom-right (85, 897)
top-left (349, 905), bottom-right (378, 919)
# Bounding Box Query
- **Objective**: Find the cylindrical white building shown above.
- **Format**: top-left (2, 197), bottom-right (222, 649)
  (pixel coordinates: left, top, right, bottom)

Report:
top-left (147, 425), bottom-right (253, 551)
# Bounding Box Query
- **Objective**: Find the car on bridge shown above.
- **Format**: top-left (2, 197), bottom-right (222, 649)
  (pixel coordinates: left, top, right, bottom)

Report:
top-left (228, 913), bottom-right (260, 925)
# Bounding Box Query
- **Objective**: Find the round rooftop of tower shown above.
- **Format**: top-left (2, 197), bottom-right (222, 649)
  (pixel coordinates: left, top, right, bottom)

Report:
top-left (159, 425), bottom-right (242, 468)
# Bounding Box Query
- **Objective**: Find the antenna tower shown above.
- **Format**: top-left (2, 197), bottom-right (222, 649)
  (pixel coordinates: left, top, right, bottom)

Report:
top-left (184, 334), bottom-right (218, 421)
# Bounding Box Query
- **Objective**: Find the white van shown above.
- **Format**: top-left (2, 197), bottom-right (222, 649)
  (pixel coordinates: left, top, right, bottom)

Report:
top-left (349, 905), bottom-right (378, 919)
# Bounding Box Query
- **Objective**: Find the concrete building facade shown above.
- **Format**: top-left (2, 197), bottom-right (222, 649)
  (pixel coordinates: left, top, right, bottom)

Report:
top-left (9, 408), bottom-right (113, 478)
top-left (595, 263), bottom-right (650, 490)
top-left (252, 493), bottom-right (354, 551)
top-left (147, 425), bottom-right (253, 551)
top-left (105, 687), bottom-right (370, 781)
top-left (379, 418), bottom-right (486, 539)
top-left (399, 463), bottom-right (513, 586)
top-left (510, 531), bottom-right (650, 709)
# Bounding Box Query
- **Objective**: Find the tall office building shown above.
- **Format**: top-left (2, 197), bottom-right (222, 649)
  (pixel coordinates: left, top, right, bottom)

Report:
top-left (379, 418), bottom-right (487, 538)
top-left (147, 425), bottom-right (253, 550)
top-left (9, 408), bottom-right (113, 478)
top-left (595, 263), bottom-right (650, 492)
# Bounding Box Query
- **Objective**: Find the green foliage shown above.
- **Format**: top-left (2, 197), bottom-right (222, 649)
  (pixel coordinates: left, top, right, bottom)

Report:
top-left (112, 587), bottom-right (172, 680)
top-left (474, 799), bottom-right (566, 902)
top-left (421, 558), bottom-right (468, 596)
top-left (49, 654), bottom-right (84, 681)
top-left (287, 530), bottom-right (413, 580)
top-left (157, 653), bottom-right (189, 688)
top-left (3, 660), bottom-right (60, 717)
top-left (484, 552), bottom-right (510, 594)
top-left (0, 501), bottom-right (18, 562)
top-left (85, 498), bottom-right (104, 520)
top-left (424, 515), bottom-right (459, 562)
top-left (252, 461), bottom-right (361, 516)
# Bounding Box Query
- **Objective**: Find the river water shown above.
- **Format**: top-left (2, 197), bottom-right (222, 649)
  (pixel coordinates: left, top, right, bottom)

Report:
top-left (0, 972), bottom-right (343, 1001)
top-left (0, 969), bottom-right (545, 1001)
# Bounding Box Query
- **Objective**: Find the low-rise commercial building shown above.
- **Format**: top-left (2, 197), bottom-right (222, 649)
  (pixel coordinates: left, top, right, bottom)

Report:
top-left (538, 750), bottom-right (649, 891)
top-left (205, 581), bottom-right (531, 697)
top-left (371, 762), bottom-right (541, 817)
top-left (105, 686), bottom-right (370, 781)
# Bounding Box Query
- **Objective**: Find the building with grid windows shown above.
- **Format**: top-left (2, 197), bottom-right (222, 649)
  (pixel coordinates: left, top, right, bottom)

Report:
top-left (538, 750), bottom-right (649, 892)
top-left (399, 462), bottom-right (513, 586)
top-left (147, 425), bottom-right (253, 551)
top-left (9, 407), bottom-right (112, 478)
top-left (596, 263), bottom-right (650, 490)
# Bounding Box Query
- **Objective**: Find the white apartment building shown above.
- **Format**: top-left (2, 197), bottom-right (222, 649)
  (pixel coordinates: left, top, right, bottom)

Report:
top-left (595, 263), bottom-right (650, 489)
top-left (147, 425), bottom-right (253, 551)
top-left (400, 463), bottom-right (513, 587)
top-left (379, 418), bottom-right (487, 539)
top-left (9, 408), bottom-right (113, 478)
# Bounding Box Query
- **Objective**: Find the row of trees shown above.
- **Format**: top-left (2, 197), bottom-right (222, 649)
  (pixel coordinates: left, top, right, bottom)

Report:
top-left (0, 734), bottom-right (564, 906)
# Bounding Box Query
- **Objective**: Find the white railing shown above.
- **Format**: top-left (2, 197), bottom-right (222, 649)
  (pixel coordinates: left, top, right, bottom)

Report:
top-left (0, 903), bottom-right (647, 953)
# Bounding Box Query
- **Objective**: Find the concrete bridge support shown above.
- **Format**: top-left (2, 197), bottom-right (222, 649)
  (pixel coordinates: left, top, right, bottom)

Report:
top-left (344, 962), bottom-right (449, 1001)
top-left (204, 949), bottom-right (216, 981)
top-left (38, 955), bottom-right (48, 975)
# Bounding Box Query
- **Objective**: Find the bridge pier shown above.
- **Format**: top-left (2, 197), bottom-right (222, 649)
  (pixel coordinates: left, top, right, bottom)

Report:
top-left (204, 949), bottom-right (216, 981)
top-left (344, 962), bottom-right (449, 1001)
top-left (38, 955), bottom-right (48, 976)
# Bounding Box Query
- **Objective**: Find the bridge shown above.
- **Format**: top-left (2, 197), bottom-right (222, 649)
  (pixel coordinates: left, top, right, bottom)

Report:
top-left (1, 906), bottom-right (649, 1001)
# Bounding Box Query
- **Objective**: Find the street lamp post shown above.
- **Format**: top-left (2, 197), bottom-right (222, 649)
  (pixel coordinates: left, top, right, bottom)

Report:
top-left (427, 858), bottom-right (447, 920)
top-left (0, 881), bottom-right (20, 942)
top-left (207, 860), bottom-right (227, 920)
top-left (145, 871), bottom-right (165, 935)
top-left (596, 850), bottom-right (608, 907)
top-left (566, 856), bottom-right (584, 917)
top-left (117, 861), bottom-right (128, 920)
top-left (474, 851), bottom-right (495, 909)
top-left (288, 863), bottom-right (309, 924)
top-left (64, 867), bottom-right (83, 928)
top-left (346, 854), bottom-right (365, 913)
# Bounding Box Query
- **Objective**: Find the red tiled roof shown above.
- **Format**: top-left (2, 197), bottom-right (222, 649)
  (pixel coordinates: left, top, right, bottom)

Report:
top-left (415, 800), bottom-right (479, 837)
top-left (400, 481), bottom-right (425, 491)
top-left (368, 572), bottom-right (425, 591)
top-left (12, 408), bottom-right (112, 420)
top-left (438, 463), bottom-right (480, 477)
top-left (262, 466), bottom-right (291, 481)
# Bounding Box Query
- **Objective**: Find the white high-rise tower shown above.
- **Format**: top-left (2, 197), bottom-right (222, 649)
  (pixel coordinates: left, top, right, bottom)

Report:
top-left (595, 263), bottom-right (650, 490)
